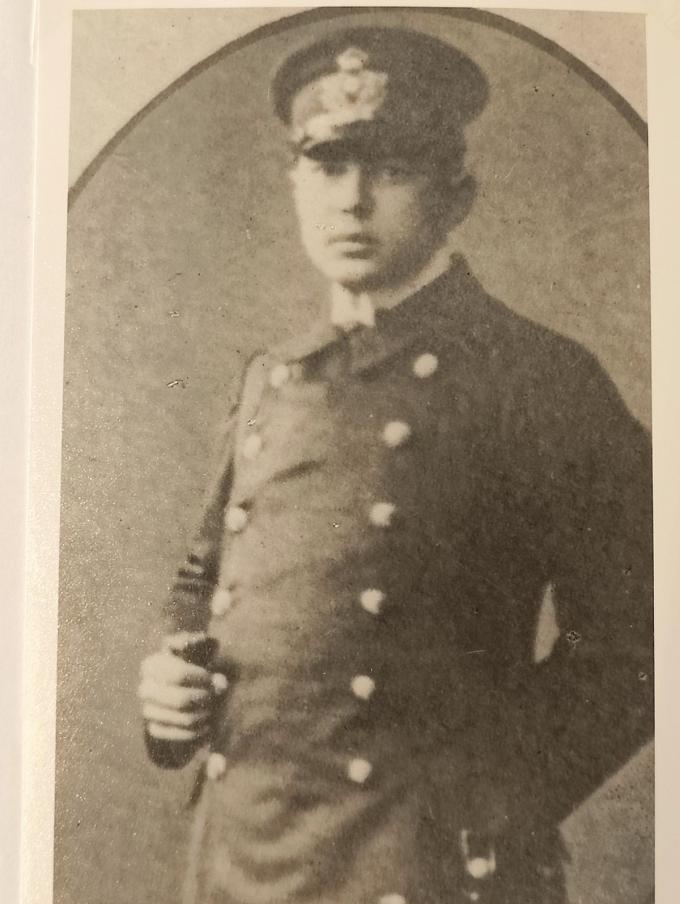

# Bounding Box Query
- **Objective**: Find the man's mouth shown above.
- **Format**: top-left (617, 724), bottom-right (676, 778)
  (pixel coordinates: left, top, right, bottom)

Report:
top-left (328, 233), bottom-right (377, 256)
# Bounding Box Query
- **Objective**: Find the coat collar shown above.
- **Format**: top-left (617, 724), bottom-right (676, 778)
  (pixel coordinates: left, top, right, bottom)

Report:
top-left (269, 254), bottom-right (497, 374)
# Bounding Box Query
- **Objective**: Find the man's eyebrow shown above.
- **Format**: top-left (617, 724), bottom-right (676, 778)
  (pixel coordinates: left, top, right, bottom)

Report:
top-left (304, 143), bottom-right (357, 164)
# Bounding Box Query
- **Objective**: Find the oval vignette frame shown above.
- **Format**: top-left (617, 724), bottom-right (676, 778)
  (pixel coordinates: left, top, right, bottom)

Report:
top-left (59, 9), bottom-right (652, 904)
top-left (68, 6), bottom-right (646, 207)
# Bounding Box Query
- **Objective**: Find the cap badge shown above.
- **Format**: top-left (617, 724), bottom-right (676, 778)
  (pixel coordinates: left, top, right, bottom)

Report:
top-left (336, 46), bottom-right (370, 74)
top-left (302, 46), bottom-right (388, 142)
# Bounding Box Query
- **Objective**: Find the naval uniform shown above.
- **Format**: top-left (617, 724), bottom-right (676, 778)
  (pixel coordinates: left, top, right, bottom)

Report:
top-left (147, 256), bottom-right (653, 904)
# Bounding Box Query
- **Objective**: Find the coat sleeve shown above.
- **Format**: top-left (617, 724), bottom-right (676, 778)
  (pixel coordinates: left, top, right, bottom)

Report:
top-left (144, 365), bottom-right (247, 769)
top-left (505, 348), bottom-right (654, 827)
top-left (160, 407), bottom-right (240, 636)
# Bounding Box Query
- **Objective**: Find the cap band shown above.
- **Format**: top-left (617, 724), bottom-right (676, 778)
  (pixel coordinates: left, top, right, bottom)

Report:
top-left (272, 27), bottom-right (489, 158)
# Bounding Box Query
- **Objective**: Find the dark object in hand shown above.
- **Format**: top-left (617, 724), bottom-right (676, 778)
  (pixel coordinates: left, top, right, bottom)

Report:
top-left (144, 632), bottom-right (218, 769)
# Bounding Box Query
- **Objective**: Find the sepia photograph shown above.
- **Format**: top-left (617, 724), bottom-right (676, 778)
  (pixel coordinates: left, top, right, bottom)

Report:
top-left (49, 6), bottom-right (655, 904)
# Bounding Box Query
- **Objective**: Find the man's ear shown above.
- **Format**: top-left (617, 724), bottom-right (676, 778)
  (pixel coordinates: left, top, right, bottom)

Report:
top-left (288, 157), bottom-right (304, 186)
top-left (446, 173), bottom-right (476, 231)
top-left (286, 147), bottom-right (301, 182)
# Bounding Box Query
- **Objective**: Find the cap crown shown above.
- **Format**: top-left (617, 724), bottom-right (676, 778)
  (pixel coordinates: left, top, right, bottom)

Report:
top-left (272, 26), bottom-right (489, 158)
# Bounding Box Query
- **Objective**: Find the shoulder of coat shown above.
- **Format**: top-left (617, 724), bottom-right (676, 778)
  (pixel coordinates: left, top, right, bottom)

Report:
top-left (477, 292), bottom-right (595, 385)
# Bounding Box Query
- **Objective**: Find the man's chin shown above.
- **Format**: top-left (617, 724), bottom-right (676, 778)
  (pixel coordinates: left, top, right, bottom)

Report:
top-left (325, 268), bottom-right (380, 292)
top-left (316, 254), bottom-right (429, 293)
top-left (317, 256), bottom-right (408, 292)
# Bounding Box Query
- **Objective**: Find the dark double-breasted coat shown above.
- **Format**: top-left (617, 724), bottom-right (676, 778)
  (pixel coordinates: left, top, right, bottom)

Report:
top-left (148, 255), bottom-right (653, 904)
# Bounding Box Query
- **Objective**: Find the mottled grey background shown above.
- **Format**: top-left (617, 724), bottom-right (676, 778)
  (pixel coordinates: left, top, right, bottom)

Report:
top-left (60, 8), bottom-right (652, 904)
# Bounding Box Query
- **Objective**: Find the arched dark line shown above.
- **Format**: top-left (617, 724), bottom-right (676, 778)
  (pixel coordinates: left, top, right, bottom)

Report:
top-left (68, 5), bottom-right (647, 208)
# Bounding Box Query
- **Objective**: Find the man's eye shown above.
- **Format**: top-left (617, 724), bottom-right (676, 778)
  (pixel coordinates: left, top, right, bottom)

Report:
top-left (380, 161), bottom-right (414, 180)
top-left (324, 161), bottom-right (348, 177)
top-left (311, 159), bottom-right (348, 177)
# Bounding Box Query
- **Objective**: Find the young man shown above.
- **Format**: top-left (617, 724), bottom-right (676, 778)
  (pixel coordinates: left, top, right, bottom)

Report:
top-left (138, 27), bottom-right (653, 904)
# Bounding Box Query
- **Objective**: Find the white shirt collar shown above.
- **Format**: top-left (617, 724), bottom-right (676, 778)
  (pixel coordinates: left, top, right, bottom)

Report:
top-left (330, 246), bottom-right (453, 330)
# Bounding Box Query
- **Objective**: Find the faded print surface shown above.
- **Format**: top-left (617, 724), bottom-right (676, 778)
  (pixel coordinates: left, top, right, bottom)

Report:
top-left (59, 9), bottom-right (652, 904)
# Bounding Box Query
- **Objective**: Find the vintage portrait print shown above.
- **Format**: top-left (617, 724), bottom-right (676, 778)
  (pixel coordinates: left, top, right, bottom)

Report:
top-left (57, 7), bottom-right (653, 904)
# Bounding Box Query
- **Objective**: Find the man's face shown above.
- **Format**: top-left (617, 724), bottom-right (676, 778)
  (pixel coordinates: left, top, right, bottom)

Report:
top-left (289, 150), bottom-right (449, 291)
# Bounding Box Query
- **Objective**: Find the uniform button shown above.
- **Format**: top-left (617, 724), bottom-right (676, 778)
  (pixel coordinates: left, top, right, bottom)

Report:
top-left (225, 506), bottom-right (248, 532)
top-left (206, 752), bottom-right (227, 780)
top-left (466, 857), bottom-right (496, 880)
top-left (211, 672), bottom-right (229, 694)
top-left (269, 363), bottom-right (290, 388)
top-left (347, 757), bottom-right (373, 784)
top-left (360, 589), bottom-right (386, 615)
top-left (382, 420), bottom-right (411, 448)
top-left (379, 896), bottom-right (407, 904)
top-left (242, 433), bottom-right (263, 460)
top-left (369, 502), bottom-right (396, 527)
top-left (211, 588), bottom-right (232, 616)
top-left (351, 675), bottom-right (376, 700)
top-left (413, 352), bottom-right (439, 378)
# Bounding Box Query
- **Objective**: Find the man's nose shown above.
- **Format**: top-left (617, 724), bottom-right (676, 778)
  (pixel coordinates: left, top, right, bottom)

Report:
top-left (334, 164), bottom-right (374, 216)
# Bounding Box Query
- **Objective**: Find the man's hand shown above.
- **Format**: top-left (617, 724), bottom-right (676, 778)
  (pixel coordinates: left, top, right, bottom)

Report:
top-left (138, 632), bottom-right (226, 743)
